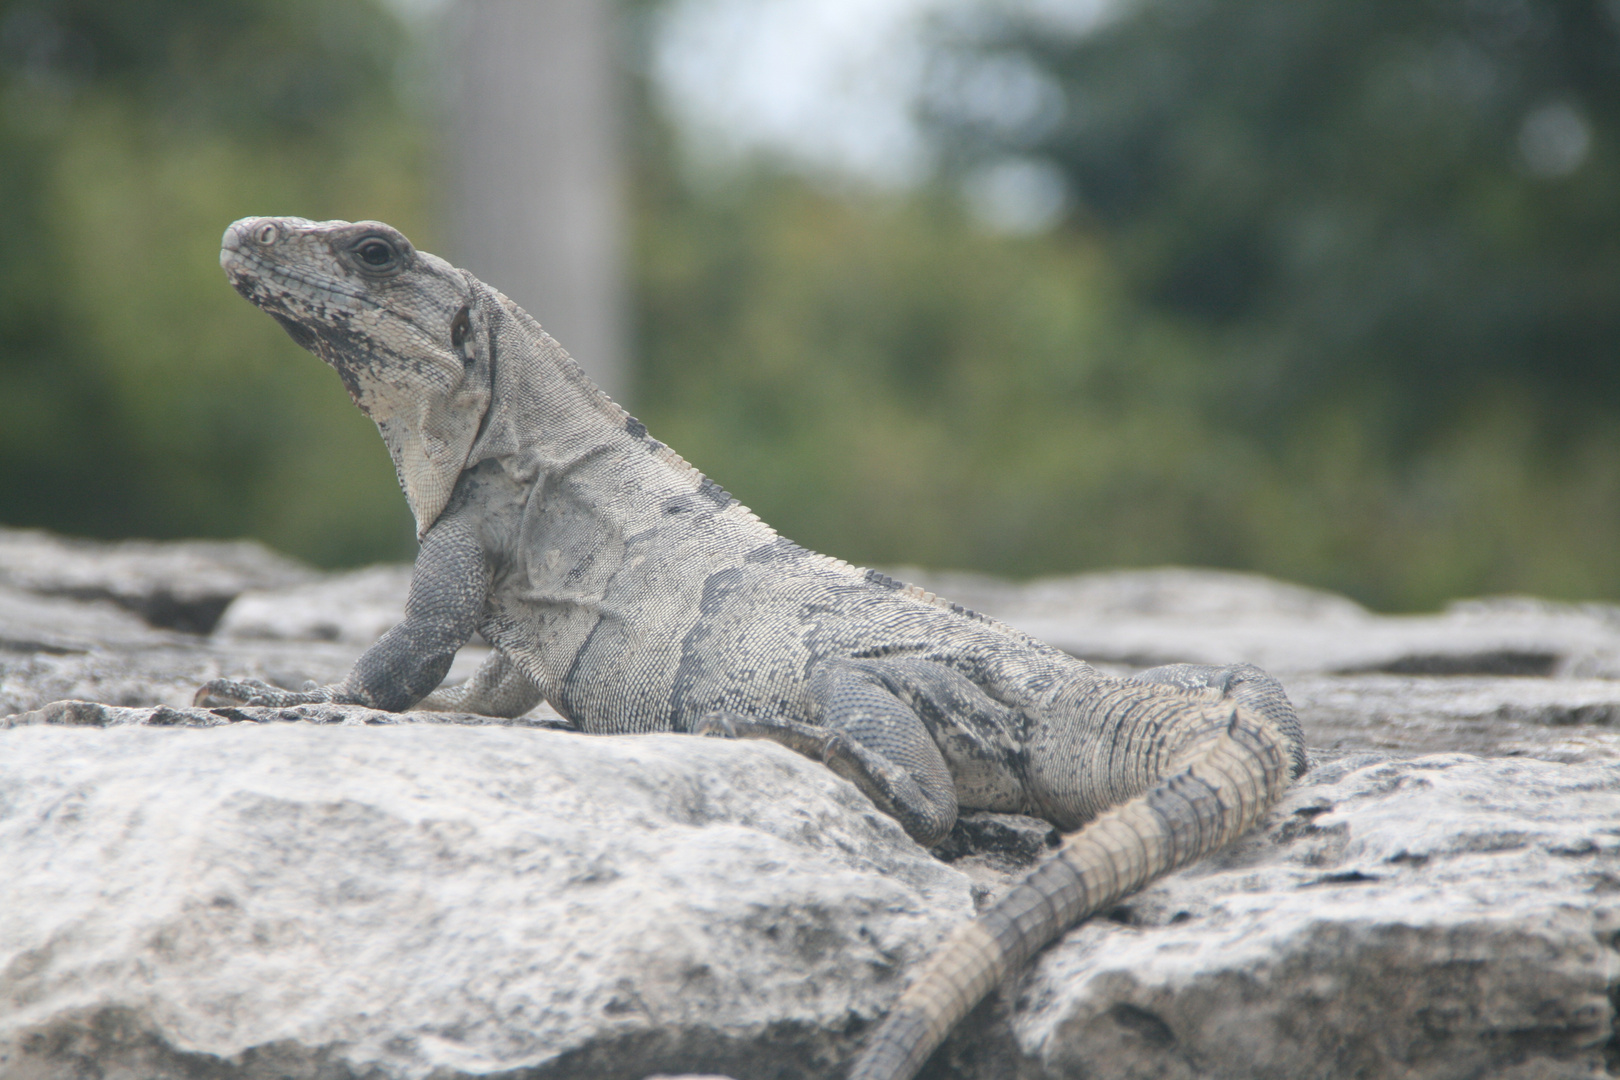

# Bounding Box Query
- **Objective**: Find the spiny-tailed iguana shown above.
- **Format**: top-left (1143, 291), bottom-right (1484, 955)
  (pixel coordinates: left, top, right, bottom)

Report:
top-left (198, 216), bottom-right (1308, 1080)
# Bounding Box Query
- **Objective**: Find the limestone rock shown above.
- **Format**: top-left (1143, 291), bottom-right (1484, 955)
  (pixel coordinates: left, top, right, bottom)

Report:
top-left (2, 716), bottom-right (1616, 1080)
top-left (4, 531), bottom-right (1619, 1079)
top-left (900, 566), bottom-right (1620, 679)
top-left (0, 698), bottom-right (574, 730)
top-left (0, 527), bottom-right (314, 634)
top-left (0, 723), bottom-right (971, 1080)
top-left (0, 529), bottom-right (491, 720)
top-left (215, 563), bottom-right (415, 646)
top-left (951, 752), bottom-right (1620, 1080)
top-left (1291, 673), bottom-right (1620, 764)
top-left (0, 625), bottom-right (384, 720)
top-left (0, 581), bottom-right (183, 655)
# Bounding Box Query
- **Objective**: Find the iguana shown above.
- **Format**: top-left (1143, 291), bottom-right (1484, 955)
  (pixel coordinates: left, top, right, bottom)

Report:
top-left (199, 216), bottom-right (1308, 1080)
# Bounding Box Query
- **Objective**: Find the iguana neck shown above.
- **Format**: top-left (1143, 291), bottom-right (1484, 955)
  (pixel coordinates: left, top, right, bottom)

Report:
top-left (467, 285), bottom-right (640, 474)
top-left (466, 285), bottom-right (727, 515)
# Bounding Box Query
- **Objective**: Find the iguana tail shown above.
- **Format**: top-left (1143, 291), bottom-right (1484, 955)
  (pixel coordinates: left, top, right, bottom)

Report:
top-left (847, 703), bottom-right (1297, 1080)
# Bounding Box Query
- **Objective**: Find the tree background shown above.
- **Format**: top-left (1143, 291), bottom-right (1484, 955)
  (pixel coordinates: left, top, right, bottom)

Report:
top-left (1, 0), bottom-right (1616, 611)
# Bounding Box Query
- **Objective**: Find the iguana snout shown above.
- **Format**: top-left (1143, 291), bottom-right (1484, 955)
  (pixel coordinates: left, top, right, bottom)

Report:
top-left (221, 216), bottom-right (492, 536)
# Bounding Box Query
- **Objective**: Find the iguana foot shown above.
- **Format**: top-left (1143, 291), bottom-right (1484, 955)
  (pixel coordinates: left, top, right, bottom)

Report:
top-left (694, 711), bottom-right (950, 844)
top-left (193, 678), bottom-right (337, 708)
top-left (695, 711), bottom-right (846, 763)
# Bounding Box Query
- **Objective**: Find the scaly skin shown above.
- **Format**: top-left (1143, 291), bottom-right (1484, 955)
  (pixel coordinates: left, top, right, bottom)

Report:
top-left (198, 216), bottom-right (1308, 1080)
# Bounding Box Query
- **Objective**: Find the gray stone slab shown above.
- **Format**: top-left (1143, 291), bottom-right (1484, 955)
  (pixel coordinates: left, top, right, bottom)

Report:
top-left (899, 566), bottom-right (1620, 678)
top-left (0, 527), bottom-right (314, 634)
top-left (973, 752), bottom-right (1620, 1080)
top-left (1290, 673), bottom-right (1620, 764)
top-left (0, 724), bottom-right (970, 1080)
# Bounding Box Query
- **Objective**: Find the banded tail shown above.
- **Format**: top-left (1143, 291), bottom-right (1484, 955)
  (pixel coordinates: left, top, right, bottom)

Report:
top-left (848, 704), bottom-right (1298, 1080)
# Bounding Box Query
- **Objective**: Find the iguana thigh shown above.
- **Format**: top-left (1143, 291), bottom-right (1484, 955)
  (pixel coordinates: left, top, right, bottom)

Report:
top-left (703, 657), bottom-right (1027, 848)
top-left (1131, 662), bottom-right (1308, 778)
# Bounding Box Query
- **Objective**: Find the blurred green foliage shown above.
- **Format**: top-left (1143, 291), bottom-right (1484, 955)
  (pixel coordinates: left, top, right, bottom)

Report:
top-left (899, 0), bottom-right (1620, 606)
top-left (634, 168), bottom-right (1620, 611)
top-left (2, 0), bottom-right (1618, 611)
top-left (925, 0), bottom-right (1620, 432)
top-left (0, 0), bottom-right (425, 565)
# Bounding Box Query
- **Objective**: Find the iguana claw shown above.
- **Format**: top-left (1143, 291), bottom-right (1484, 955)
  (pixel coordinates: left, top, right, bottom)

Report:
top-left (693, 712), bottom-right (739, 738)
top-left (192, 678), bottom-right (333, 709)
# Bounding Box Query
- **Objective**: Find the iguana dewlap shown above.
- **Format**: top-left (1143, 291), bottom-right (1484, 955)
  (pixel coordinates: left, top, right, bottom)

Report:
top-left (199, 216), bottom-right (1308, 1080)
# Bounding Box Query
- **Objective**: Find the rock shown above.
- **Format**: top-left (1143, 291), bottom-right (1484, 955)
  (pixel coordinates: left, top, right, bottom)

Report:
top-left (0, 635), bottom-right (379, 718)
top-left (949, 752), bottom-right (1620, 1080)
top-left (0, 528), bottom-right (314, 634)
top-left (4, 530), bottom-right (1619, 1079)
top-left (215, 564), bottom-right (414, 646)
top-left (0, 582), bottom-right (184, 655)
top-left (1290, 674), bottom-right (1620, 764)
top-left (895, 565), bottom-right (1370, 625)
top-left (1, 698), bottom-right (575, 730)
top-left (931, 812), bottom-right (1061, 909)
top-left (0, 723), bottom-right (971, 1080)
top-left (899, 566), bottom-right (1620, 679)
top-left (2, 718), bottom-right (1616, 1080)
top-left (0, 530), bottom-right (499, 721)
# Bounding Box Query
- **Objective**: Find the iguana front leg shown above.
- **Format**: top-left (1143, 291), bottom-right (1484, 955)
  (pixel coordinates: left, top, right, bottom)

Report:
top-left (196, 517), bottom-right (489, 711)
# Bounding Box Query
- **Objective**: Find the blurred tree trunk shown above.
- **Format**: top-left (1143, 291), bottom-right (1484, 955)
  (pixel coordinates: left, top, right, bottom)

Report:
top-left (446, 0), bottom-right (628, 401)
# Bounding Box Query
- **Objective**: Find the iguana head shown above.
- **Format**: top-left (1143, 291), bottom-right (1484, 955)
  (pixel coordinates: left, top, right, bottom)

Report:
top-left (221, 216), bottom-right (491, 537)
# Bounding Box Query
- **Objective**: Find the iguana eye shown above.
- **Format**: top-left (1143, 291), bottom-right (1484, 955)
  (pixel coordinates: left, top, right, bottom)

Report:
top-left (355, 239), bottom-right (397, 268)
top-left (255, 223), bottom-right (278, 245)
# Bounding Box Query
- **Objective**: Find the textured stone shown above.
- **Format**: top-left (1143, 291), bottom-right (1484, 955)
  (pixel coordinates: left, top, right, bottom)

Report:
top-left (0, 631), bottom-right (367, 719)
top-left (0, 723), bottom-right (971, 1080)
top-left (2, 719), bottom-right (1615, 1080)
top-left (0, 582), bottom-right (182, 655)
top-left (0, 541), bottom-right (493, 721)
top-left (0, 698), bottom-right (574, 730)
top-left (1291, 674), bottom-right (1620, 764)
top-left (902, 567), bottom-right (1620, 679)
top-left (215, 564), bottom-right (414, 646)
top-left (948, 752), bottom-right (1620, 1080)
top-left (0, 528), bottom-right (314, 634)
top-left (5, 533), bottom-right (1620, 1080)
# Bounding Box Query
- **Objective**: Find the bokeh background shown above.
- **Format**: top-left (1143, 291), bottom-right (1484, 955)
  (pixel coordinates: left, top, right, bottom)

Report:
top-left (1, 0), bottom-right (1617, 612)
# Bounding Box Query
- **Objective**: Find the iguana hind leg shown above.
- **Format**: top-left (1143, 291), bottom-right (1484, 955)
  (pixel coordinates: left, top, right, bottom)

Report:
top-left (849, 682), bottom-right (1303, 1080)
top-left (1131, 661), bottom-right (1308, 778)
top-left (698, 660), bottom-right (960, 847)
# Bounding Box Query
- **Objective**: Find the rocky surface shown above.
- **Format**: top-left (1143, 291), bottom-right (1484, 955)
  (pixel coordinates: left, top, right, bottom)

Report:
top-left (902, 565), bottom-right (1620, 767)
top-left (0, 528), bottom-right (314, 635)
top-left (0, 724), bottom-right (968, 1080)
top-left (214, 563), bottom-right (413, 647)
top-left (2, 528), bottom-right (1618, 1079)
top-left (0, 531), bottom-right (505, 722)
top-left (941, 751), bottom-right (1620, 1080)
top-left (902, 566), bottom-right (1620, 679)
